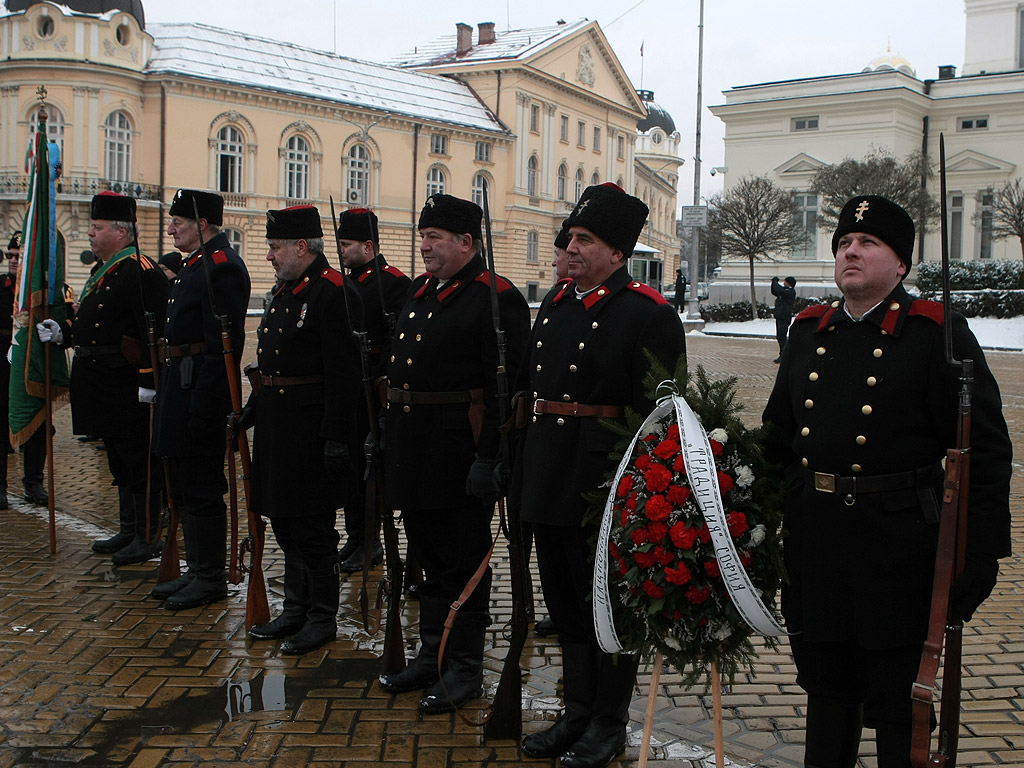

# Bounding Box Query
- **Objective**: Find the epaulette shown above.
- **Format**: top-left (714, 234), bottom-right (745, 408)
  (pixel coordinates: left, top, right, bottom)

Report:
top-left (320, 268), bottom-right (345, 287)
top-left (794, 303), bottom-right (832, 323)
top-left (474, 271), bottom-right (515, 293)
top-left (1, 274), bottom-right (13, 289)
top-left (626, 280), bottom-right (668, 305)
top-left (908, 299), bottom-right (944, 325)
top-left (550, 278), bottom-right (573, 305)
top-left (412, 274), bottom-right (434, 300)
top-left (210, 249), bottom-right (228, 265)
top-left (382, 264), bottom-right (407, 279)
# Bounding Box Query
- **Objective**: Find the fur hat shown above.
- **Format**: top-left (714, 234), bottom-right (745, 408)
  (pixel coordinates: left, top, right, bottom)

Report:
top-left (418, 194), bottom-right (482, 242)
top-left (169, 189), bottom-right (224, 226)
top-left (832, 195), bottom-right (915, 271)
top-left (265, 206), bottom-right (324, 240)
top-left (565, 183), bottom-right (648, 257)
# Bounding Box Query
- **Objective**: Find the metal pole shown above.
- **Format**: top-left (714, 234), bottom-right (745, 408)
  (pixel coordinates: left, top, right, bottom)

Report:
top-left (687, 0), bottom-right (705, 319)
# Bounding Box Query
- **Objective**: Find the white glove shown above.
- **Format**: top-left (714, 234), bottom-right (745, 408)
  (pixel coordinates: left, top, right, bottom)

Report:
top-left (36, 319), bottom-right (63, 344)
top-left (138, 387), bottom-right (157, 404)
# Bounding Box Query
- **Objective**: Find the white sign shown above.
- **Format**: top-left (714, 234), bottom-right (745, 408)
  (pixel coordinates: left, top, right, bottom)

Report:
top-left (680, 206), bottom-right (708, 228)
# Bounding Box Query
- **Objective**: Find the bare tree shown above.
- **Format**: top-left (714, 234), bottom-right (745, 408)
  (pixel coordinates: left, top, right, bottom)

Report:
top-left (986, 179), bottom-right (1024, 265)
top-left (710, 175), bottom-right (803, 321)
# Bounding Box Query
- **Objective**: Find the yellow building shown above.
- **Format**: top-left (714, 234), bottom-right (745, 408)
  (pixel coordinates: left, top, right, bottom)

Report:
top-left (1, 1), bottom-right (681, 300)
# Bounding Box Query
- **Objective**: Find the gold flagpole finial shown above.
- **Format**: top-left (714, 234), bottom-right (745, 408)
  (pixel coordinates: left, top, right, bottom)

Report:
top-left (35, 85), bottom-right (48, 121)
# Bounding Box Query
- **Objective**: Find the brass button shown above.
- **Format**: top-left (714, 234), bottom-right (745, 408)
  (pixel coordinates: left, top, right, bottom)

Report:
top-left (399, 333), bottom-right (405, 339)
top-left (831, 301), bottom-right (840, 308)
top-left (536, 364), bottom-right (542, 372)
top-left (578, 342), bottom-right (585, 350)
top-left (862, 405), bottom-right (872, 415)
top-left (532, 415), bottom-right (538, 423)
top-left (866, 376), bottom-right (877, 387)
top-left (543, 318), bottom-right (549, 325)
top-left (415, 334), bottom-right (422, 341)
top-left (427, 312), bottom-right (433, 319)
top-left (804, 399), bottom-right (814, 409)
top-left (881, 329), bottom-right (888, 335)
top-left (801, 457), bottom-right (809, 467)
top-left (98, 303), bottom-right (103, 309)
top-left (890, 302), bottom-right (900, 311)
top-left (403, 405), bottom-right (411, 413)
top-left (263, 328), bottom-right (268, 334)
top-left (270, 308), bottom-right (275, 314)
top-left (257, 348), bottom-right (262, 354)
top-left (556, 418), bottom-right (565, 426)
top-left (406, 358), bottom-right (413, 365)
top-left (569, 365), bottom-right (578, 373)
top-left (536, 341), bottom-right (543, 348)
top-left (592, 322), bottom-right (598, 329)
top-left (801, 427), bottom-right (810, 437)
top-left (816, 347), bottom-right (826, 356)
top-left (873, 348), bottom-right (883, 358)
top-left (278, 389), bottom-right (284, 395)
top-left (390, 355), bottom-right (395, 362)
top-left (856, 435), bottom-right (867, 445)
top-left (827, 325), bottom-right (835, 332)
top-left (809, 372), bottom-right (819, 382)
top-left (409, 311), bottom-right (416, 319)
top-left (851, 464), bottom-right (862, 473)
top-left (597, 289), bottom-right (606, 296)
top-left (563, 394), bottom-right (571, 401)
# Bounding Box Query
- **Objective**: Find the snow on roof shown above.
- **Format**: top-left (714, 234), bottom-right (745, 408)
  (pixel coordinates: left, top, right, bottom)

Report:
top-left (388, 19), bottom-right (591, 68)
top-left (146, 23), bottom-right (507, 134)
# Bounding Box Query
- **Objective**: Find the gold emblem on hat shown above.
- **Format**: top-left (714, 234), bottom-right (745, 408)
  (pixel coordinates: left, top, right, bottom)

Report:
top-left (855, 200), bottom-right (870, 222)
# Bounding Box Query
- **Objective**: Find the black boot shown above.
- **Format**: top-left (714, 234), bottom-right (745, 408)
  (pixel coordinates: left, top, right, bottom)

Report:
top-left (22, 428), bottom-right (48, 506)
top-left (93, 488), bottom-right (136, 554)
top-left (804, 694), bottom-right (863, 768)
top-left (560, 652), bottom-right (639, 768)
top-left (338, 540), bottom-right (384, 573)
top-left (150, 510), bottom-right (196, 600)
top-left (874, 723), bottom-right (912, 768)
top-left (281, 556), bottom-right (339, 654)
top-left (250, 552), bottom-right (308, 640)
top-left (418, 611), bottom-right (489, 714)
top-left (523, 643), bottom-right (597, 758)
top-left (112, 493), bottom-right (163, 565)
top-left (379, 592), bottom-right (446, 692)
top-left (164, 515), bottom-right (228, 610)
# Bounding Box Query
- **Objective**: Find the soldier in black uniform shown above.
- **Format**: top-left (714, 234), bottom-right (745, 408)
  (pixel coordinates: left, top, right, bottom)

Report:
top-left (240, 206), bottom-right (363, 653)
top-left (770, 275), bottom-right (797, 363)
top-left (152, 190), bottom-right (250, 610)
top-left (334, 207), bottom-right (410, 573)
top-left (377, 194), bottom-right (529, 714)
top-left (36, 192), bottom-right (169, 563)
top-left (516, 183), bottom-right (687, 768)
top-left (762, 196), bottom-right (1012, 768)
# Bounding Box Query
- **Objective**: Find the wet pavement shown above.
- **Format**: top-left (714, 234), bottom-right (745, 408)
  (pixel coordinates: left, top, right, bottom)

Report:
top-left (0, 333), bottom-right (1021, 768)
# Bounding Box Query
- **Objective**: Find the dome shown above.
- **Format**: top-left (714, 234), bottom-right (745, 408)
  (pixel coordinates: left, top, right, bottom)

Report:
top-left (636, 89), bottom-right (676, 135)
top-left (4, 0), bottom-right (145, 28)
top-left (862, 51), bottom-right (915, 77)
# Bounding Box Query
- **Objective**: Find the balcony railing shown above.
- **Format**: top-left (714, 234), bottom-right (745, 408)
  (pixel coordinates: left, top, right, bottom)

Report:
top-left (0, 173), bottom-right (161, 201)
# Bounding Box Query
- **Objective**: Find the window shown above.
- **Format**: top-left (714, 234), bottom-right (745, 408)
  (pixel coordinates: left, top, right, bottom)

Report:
top-left (30, 105), bottom-right (65, 157)
top-left (593, 126), bottom-right (601, 152)
top-left (526, 281), bottom-right (539, 302)
top-left (792, 193), bottom-right (817, 260)
top-left (577, 121), bottom-right (586, 147)
top-left (979, 192), bottom-right (994, 259)
top-left (471, 173), bottom-right (489, 209)
top-left (347, 144), bottom-right (370, 205)
top-left (949, 193), bottom-right (964, 261)
top-left (284, 135), bottom-right (310, 200)
top-left (617, 135), bottom-right (624, 159)
top-left (104, 111), bottom-right (132, 182)
top-left (791, 116), bottom-right (819, 132)
top-left (430, 134), bottom-right (448, 155)
top-left (216, 125), bottom-right (244, 193)
top-left (527, 156), bottom-right (538, 197)
top-left (557, 163), bottom-right (568, 201)
top-left (225, 227), bottom-right (244, 258)
top-left (591, 172), bottom-right (600, 187)
top-left (37, 16), bottom-right (54, 38)
top-left (574, 169), bottom-right (584, 201)
top-left (530, 104), bottom-right (540, 133)
top-left (958, 116), bottom-right (989, 131)
top-left (560, 115), bottom-right (568, 142)
top-left (475, 141), bottom-right (491, 162)
top-left (426, 166), bottom-right (446, 197)
top-left (526, 231), bottom-right (538, 263)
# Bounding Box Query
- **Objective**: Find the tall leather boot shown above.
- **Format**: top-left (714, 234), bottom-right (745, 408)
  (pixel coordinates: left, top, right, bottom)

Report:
top-left (560, 651), bottom-right (640, 768)
top-left (93, 487), bottom-right (136, 554)
top-left (112, 492), bottom-right (163, 565)
top-left (150, 511), bottom-right (196, 600)
top-left (22, 427), bottom-right (47, 506)
top-left (874, 723), bottom-right (912, 768)
top-left (523, 642), bottom-right (598, 757)
top-left (281, 555), bottom-right (339, 654)
top-left (379, 591), bottom-right (446, 692)
top-left (418, 610), bottom-right (490, 714)
top-left (804, 694), bottom-right (863, 768)
top-left (250, 551), bottom-right (309, 640)
top-left (164, 515), bottom-right (228, 610)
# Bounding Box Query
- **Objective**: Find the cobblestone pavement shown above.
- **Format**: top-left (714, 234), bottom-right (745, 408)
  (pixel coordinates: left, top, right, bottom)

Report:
top-left (0, 333), bottom-right (1021, 768)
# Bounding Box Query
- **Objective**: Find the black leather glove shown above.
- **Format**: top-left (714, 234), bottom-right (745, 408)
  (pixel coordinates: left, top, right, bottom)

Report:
top-left (324, 439), bottom-right (352, 476)
top-left (187, 414), bottom-right (219, 442)
top-left (227, 405), bottom-right (255, 440)
top-left (466, 456), bottom-right (499, 509)
top-left (949, 552), bottom-right (999, 624)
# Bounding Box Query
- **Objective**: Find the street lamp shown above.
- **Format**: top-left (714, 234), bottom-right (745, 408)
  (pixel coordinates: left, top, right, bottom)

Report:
top-left (687, 0), bottom-right (705, 320)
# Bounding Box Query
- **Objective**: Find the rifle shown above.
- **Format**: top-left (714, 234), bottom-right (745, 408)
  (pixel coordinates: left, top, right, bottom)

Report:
top-left (190, 197), bottom-right (270, 630)
top-left (910, 133), bottom-right (974, 768)
top-left (479, 180), bottom-right (530, 740)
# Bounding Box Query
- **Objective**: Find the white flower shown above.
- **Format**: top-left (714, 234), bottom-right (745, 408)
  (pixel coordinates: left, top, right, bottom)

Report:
top-left (749, 524), bottom-right (766, 547)
top-left (735, 465), bottom-right (755, 488)
top-left (712, 622), bottom-right (734, 642)
top-left (708, 428), bottom-right (728, 444)
top-left (663, 636), bottom-right (682, 651)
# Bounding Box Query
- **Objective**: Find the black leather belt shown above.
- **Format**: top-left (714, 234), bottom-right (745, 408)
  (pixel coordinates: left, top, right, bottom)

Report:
top-left (260, 374), bottom-right (324, 387)
top-left (387, 387), bottom-right (471, 405)
top-left (74, 344), bottom-right (122, 358)
top-left (802, 464), bottom-right (942, 505)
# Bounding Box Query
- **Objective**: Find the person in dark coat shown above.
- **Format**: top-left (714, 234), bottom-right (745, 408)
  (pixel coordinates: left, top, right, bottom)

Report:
top-left (377, 194), bottom-right (530, 714)
top-left (770, 275), bottom-right (797, 362)
top-left (673, 268), bottom-right (687, 312)
top-left (762, 195), bottom-right (1012, 768)
top-left (517, 183), bottom-right (687, 768)
top-left (334, 207), bottom-right (411, 574)
top-left (36, 193), bottom-right (170, 563)
top-left (242, 205), bottom-right (363, 654)
top-left (151, 189), bottom-right (250, 610)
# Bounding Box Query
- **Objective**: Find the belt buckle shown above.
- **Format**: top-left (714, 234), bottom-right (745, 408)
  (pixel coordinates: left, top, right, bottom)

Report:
top-left (533, 398), bottom-right (545, 416)
top-left (813, 472), bottom-right (837, 494)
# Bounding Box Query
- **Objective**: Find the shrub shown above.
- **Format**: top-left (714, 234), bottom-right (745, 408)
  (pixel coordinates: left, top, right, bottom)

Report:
top-left (916, 259), bottom-right (1024, 291)
top-left (917, 289), bottom-right (1024, 318)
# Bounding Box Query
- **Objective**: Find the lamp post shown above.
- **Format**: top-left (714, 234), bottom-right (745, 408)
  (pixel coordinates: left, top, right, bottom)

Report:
top-left (687, 0), bottom-right (705, 320)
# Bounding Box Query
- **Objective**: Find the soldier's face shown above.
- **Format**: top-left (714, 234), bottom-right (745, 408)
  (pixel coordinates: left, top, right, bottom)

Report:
top-left (7, 253), bottom-right (19, 275)
top-left (88, 220), bottom-right (130, 261)
top-left (834, 232), bottom-right (906, 304)
top-left (339, 239), bottom-right (373, 269)
top-left (167, 216), bottom-right (200, 253)
top-left (552, 247), bottom-right (570, 280)
top-left (266, 239), bottom-right (307, 281)
top-left (567, 227), bottom-right (624, 291)
top-left (420, 228), bottom-right (473, 281)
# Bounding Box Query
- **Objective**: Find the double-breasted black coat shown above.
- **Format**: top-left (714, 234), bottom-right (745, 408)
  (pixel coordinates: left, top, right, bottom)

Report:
top-left (349, 253), bottom-right (411, 381)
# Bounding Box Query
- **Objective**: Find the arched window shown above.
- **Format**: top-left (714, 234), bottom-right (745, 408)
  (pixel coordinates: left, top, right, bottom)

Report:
top-left (472, 173), bottom-right (490, 210)
top-left (574, 169), bottom-right (584, 201)
top-left (104, 111), bottom-right (132, 182)
top-left (216, 126), bottom-right (244, 194)
top-left (285, 135), bottom-right (310, 200)
top-left (426, 167), bottom-right (446, 197)
top-left (591, 172), bottom-right (600, 187)
top-left (527, 156), bottom-right (538, 197)
top-left (557, 163), bottom-right (568, 201)
top-left (526, 231), bottom-right (539, 263)
top-left (224, 227), bottom-right (244, 258)
top-left (347, 144), bottom-right (370, 205)
top-left (30, 105), bottom-right (65, 157)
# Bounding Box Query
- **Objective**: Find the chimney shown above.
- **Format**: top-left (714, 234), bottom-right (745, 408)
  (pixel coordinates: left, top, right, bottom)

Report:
top-left (938, 65), bottom-right (957, 80)
top-left (478, 22), bottom-right (496, 45)
top-left (456, 23), bottom-right (473, 56)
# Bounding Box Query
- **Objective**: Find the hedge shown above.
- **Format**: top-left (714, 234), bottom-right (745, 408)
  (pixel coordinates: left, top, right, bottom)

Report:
top-left (916, 259), bottom-right (1024, 291)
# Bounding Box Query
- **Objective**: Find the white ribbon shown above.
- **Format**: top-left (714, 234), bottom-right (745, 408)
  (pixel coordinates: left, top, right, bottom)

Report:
top-left (594, 391), bottom-right (786, 655)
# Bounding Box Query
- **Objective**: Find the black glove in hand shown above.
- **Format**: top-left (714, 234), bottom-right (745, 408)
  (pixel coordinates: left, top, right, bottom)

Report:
top-left (324, 439), bottom-right (352, 476)
top-left (466, 457), bottom-right (499, 509)
top-left (949, 552), bottom-right (999, 624)
top-left (227, 405), bottom-right (255, 440)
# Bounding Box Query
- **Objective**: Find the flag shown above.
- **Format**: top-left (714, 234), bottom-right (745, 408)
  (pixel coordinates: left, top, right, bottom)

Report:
top-left (9, 109), bottom-right (69, 447)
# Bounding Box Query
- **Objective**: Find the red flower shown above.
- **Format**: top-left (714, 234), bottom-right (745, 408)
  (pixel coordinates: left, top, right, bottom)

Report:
top-left (609, 541), bottom-right (620, 560)
top-left (642, 433), bottom-right (659, 443)
top-left (666, 484), bottom-right (692, 507)
top-left (709, 440), bottom-right (725, 457)
top-left (673, 454), bottom-right (686, 473)
top-left (630, 528), bottom-right (648, 546)
top-left (621, 507), bottom-right (631, 527)
top-left (646, 521), bottom-right (669, 543)
top-left (625, 493), bottom-right (637, 513)
top-left (616, 474), bottom-right (634, 498)
top-left (643, 579), bottom-right (665, 598)
top-left (653, 546), bottom-right (674, 566)
top-left (636, 454), bottom-right (652, 471)
top-left (665, 563), bottom-right (692, 585)
top-left (717, 471), bottom-right (735, 494)
top-left (697, 524), bottom-right (712, 544)
top-left (669, 522), bottom-right (698, 550)
top-left (653, 439), bottom-right (680, 461)
top-left (645, 494), bottom-right (672, 522)
top-left (672, 609), bottom-right (682, 620)
top-left (644, 464), bottom-right (673, 493)
top-left (685, 584), bottom-right (712, 604)
top-left (704, 560), bottom-right (720, 578)
top-left (618, 558), bottom-right (629, 576)
top-left (634, 551), bottom-right (656, 569)
top-left (739, 550), bottom-right (753, 568)
top-left (667, 424), bottom-right (682, 443)
top-left (727, 510), bottom-right (748, 537)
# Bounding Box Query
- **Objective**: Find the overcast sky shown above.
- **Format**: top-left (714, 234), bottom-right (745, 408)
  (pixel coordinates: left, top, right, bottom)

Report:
top-left (141, 0), bottom-right (969, 206)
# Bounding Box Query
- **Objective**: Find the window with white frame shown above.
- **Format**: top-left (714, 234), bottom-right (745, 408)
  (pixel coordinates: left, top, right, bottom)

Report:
top-left (526, 231), bottom-right (538, 262)
top-left (224, 227), bottom-right (244, 258)
top-left (949, 193), bottom-right (964, 260)
top-left (958, 116), bottom-right (989, 132)
top-left (285, 135), bottom-right (310, 200)
top-left (426, 166), bottom-right (446, 197)
top-left (593, 126), bottom-right (601, 152)
top-left (104, 111), bottom-right (132, 182)
top-left (557, 163), bottom-right (568, 201)
top-left (792, 193), bottom-right (817, 260)
top-left (471, 173), bottom-right (489, 209)
top-left (791, 116), bottom-right (819, 132)
top-left (560, 115), bottom-right (569, 142)
top-left (430, 134), bottom-right (448, 155)
top-left (530, 104), bottom-right (540, 133)
top-left (617, 135), bottom-right (624, 159)
top-left (979, 192), bottom-right (994, 259)
top-left (216, 125), bottom-right (244, 193)
top-left (475, 141), bottom-right (491, 162)
top-left (591, 172), bottom-right (600, 187)
top-left (347, 144), bottom-right (370, 205)
top-left (577, 121), bottom-right (586, 147)
top-left (574, 169), bottom-right (584, 201)
top-left (527, 156), bottom-right (538, 197)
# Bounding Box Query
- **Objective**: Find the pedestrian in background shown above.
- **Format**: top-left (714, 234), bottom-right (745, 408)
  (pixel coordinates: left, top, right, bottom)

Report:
top-left (771, 275), bottom-right (796, 363)
top-left (673, 268), bottom-right (687, 312)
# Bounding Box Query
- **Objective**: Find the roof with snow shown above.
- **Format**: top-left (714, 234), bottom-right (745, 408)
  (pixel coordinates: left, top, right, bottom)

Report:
top-left (145, 23), bottom-right (507, 134)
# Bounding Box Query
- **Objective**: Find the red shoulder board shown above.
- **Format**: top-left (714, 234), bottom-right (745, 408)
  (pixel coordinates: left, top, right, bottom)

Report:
top-left (437, 279), bottom-right (462, 302)
top-left (626, 281), bottom-right (668, 305)
top-left (382, 264), bottom-right (407, 279)
top-left (2, 275), bottom-right (12, 288)
top-left (475, 271), bottom-right (514, 293)
top-left (320, 268), bottom-right (345, 287)
top-left (794, 304), bottom-right (831, 322)
top-left (550, 278), bottom-right (573, 305)
top-left (413, 274), bottom-right (434, 300)
top-left (210, 249), bottom-right (228, 265)
top-left (908, 299), bottom-right (944, 325)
